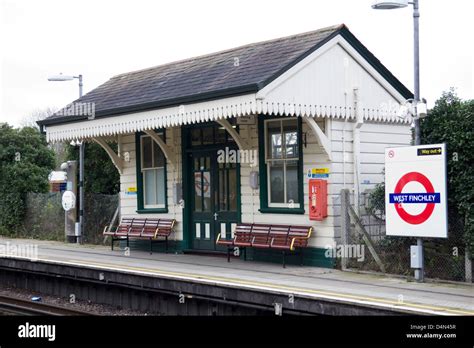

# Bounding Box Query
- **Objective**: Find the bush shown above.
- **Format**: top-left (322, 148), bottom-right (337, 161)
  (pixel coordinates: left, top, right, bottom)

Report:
top-left (66, 142), bottom-right (120, 195)
top-left (420, 90), bottom-right (474, 254)
top-left (0, 124), bottom-right (55, 234)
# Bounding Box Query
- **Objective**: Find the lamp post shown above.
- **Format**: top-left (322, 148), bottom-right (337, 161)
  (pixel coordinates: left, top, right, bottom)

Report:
top-left (48, 73), bottom-right (83, 99)
top-left (372, 0), bottom-right (424, 281)
top-left (48, 73), bottom-right (84, 244)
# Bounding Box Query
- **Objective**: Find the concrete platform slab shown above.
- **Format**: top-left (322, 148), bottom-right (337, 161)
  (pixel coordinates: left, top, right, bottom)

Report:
top-left (0, 237), bottom-right (472, 315)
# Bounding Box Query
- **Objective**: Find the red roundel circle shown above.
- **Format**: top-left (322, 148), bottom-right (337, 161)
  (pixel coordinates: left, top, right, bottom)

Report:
top-left (394, 172), bottom-right (435, 225)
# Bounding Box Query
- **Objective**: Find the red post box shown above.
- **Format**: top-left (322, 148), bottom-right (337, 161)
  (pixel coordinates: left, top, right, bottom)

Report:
top-left (309, 179), bottom-right (327, 221)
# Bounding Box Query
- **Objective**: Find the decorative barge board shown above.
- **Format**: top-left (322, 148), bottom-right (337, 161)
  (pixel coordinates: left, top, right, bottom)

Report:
top-left (38, 24), bottom-right (413, 267)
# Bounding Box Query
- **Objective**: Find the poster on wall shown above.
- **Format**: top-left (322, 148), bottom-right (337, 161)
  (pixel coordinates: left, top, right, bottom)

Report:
top-left (194, 172), bottom-right (211, 198)
top-left (306, 167), bottom-right (330, 179)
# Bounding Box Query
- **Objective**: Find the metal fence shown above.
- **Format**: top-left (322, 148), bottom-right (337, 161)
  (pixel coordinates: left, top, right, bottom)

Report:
top-left (340, 188), bottom-right (472, 283)
top-left (6, 192), bottom-right (119, 245)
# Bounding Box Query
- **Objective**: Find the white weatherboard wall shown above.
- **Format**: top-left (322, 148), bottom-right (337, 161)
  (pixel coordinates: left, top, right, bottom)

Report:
top-left (251, 34), bottom-right (411, 247)
top-left (115, 116), bottom-right (411, 250)
top-left (329, 119), bottom-right (412, 242)
top-left (117, 119), bottom-right (334, 249)
top-left (119, 129), bottom-right (184, 242)
top-left (231, 118), bottom-right (334, 249)
top-left (257, 36), bottom-right (406, 122)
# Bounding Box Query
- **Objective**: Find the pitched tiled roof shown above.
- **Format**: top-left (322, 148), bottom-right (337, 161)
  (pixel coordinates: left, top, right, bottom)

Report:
top-left (40, 24), bottom-right (412, 125)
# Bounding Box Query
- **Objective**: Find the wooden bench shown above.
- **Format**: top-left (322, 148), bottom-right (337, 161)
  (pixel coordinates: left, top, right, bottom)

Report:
top-left (216, 223), bottom-right (312, 267)
top-left (103, 217), bottom-right (176, 254)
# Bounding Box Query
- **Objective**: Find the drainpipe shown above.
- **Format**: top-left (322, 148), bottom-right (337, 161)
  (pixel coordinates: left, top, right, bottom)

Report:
top-left (78, 142), bottom-right (85, 244)
top-left (352, 88), bottom-right (363, 216)
top-left (342, 57), bottom-right (350, 190)
top-left (342, 92), bottom-right (348, 189)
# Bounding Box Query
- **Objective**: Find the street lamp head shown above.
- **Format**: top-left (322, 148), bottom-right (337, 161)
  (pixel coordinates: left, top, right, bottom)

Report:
top-left (48, 73), bottom-right (75, 82)
top-left (48, 72), bottom-right (83, 98)
top-left (372, 0), bottom-right (408, 9)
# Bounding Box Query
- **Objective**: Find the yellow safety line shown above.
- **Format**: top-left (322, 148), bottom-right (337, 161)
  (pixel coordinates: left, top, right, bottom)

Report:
top-left (61, 258), bottom-right (474, 316)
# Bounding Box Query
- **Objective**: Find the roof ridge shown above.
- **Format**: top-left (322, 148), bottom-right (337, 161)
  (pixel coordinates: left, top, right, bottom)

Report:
top-left (111, 24), bottom-right (345, 79)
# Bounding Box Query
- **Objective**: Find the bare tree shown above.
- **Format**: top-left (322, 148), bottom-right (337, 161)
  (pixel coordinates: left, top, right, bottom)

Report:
top-left (20, 107), bottom-right (70, 168)
top-left (21, 107), bottom-right (58, 129)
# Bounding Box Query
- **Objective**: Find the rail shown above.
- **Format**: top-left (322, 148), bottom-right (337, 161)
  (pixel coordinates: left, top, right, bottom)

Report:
top-left (0, 295), bottom-right (95, 316)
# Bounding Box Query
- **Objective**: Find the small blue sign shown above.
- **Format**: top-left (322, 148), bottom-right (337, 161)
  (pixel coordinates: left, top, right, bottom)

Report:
top-left (312, 173), bottom-right (329, 179)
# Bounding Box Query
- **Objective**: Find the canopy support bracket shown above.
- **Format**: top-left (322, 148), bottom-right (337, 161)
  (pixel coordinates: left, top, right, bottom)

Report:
top-left (216, 119), bottom-right (250, 151)
top-left (303, 117), bottom-right (332, 161)
top-left (92, 137), bottom-right (124, 174)
top-left (143, 130), bottom-right (177, 169)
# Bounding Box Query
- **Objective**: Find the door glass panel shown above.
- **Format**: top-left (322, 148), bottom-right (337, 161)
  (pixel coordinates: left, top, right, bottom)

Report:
top-left (191, 129), bottom-right (201, 146)
top-left (202, 127), bottom-right (214, 145)
top-left (219, 166), bottom-right (227, 211)
top-left (202, 170), bottom-right (211, 212)
top-left (269, 161), bottom-right (285, 203)
top-left (228, 165), bottom-right (237, 211)
top-left (194, 172), bottom-right (202, 211)
top-left (216, 127), bottom-right (226, 144)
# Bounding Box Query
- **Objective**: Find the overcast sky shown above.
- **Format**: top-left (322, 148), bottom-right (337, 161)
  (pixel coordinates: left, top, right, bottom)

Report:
top-left (0, 0), bottom-right (472, 127)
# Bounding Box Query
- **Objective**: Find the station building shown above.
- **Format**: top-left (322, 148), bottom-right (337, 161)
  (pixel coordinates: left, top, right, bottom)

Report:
top-left (38, 24), bottom-right (413, 267)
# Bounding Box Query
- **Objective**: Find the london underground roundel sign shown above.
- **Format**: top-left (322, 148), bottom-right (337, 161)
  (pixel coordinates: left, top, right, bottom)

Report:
top-left (385, 144), bottom-right (447, 238)
top-left (62, 191), bottom-right (76, 212)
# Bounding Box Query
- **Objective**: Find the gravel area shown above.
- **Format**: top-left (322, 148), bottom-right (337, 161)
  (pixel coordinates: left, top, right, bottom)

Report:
top-left (0, 285), bottom-right (152, 316)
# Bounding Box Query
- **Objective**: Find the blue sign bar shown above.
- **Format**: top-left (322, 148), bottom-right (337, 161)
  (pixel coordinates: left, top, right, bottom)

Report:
top-left (389, 193), bottom-right (440, 204)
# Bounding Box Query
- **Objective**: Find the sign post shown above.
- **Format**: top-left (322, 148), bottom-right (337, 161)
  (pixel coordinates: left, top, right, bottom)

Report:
top-left (60, 161), bottom-right (78, 243)
top-left (385, 144), bottom-right (448, 281)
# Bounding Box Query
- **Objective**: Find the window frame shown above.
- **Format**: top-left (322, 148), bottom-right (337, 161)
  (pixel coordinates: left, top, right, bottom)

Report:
top-left (135, 130), bottom-right (168, 214)
top-left (258, 116), bottom-right (304, 214)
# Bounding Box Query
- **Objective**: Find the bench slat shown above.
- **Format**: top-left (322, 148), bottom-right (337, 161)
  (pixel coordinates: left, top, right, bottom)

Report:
top-left (104, 218), bottom-right (175, 239)
top-left (217, 223), bottom-right (312, 252)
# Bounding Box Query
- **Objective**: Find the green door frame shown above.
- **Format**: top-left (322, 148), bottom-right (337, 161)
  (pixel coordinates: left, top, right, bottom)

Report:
top-left (181, 122), bottom-right (242, 250)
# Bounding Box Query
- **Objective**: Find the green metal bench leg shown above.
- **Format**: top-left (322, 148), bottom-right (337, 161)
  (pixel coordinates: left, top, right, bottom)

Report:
top-left (111, 238), bottom-right (114, 251)
top-left (227, 247), bottom-right (231, 262)
top-left (150, 238), bottom-right (153, 255)
top-left (283, 251), bottom-right (286, 268)
top-left (165, 236), bottom-right (168, 254)
top-left (243, 247), bottom-right (247, 261)
top-left (300, 249), bottom-right (304, 266)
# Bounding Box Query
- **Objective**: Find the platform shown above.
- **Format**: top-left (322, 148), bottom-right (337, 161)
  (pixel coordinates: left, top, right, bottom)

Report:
top-left (0, 237), bottom-right (472, 315)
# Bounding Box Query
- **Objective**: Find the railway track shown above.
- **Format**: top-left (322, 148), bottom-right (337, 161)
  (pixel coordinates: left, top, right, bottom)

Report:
top-left (0, 295), bottom-right (94, 316)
